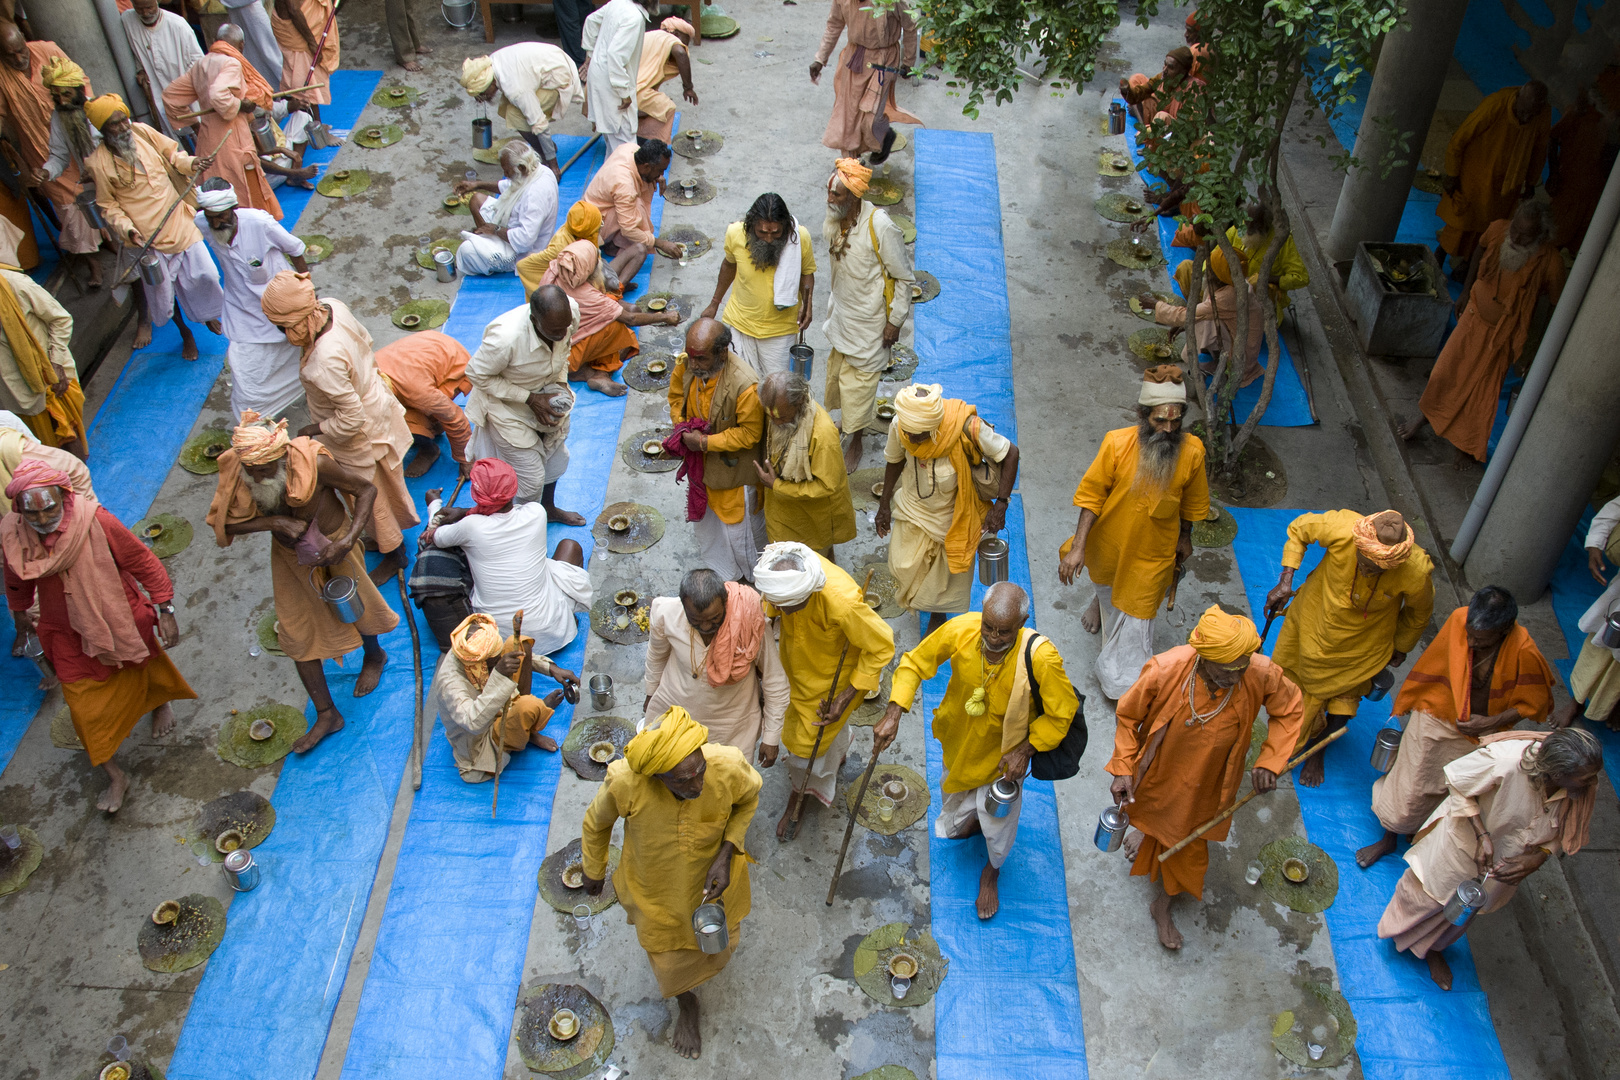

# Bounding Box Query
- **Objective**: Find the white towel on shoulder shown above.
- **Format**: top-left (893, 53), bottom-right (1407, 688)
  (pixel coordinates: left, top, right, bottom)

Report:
top-left (773, 219), bottom-right (801, 310)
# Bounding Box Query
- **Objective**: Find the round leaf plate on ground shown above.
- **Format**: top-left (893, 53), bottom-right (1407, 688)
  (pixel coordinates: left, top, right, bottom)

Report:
top-left (316, 168), bottom-right (370, 198)
top-left (887, 212), bottom-right (916, 244)
top-left (440, 191), bottom-right (473, 215)
top-left (663, 177), bottom-right (716, 207)
top-left (473, 135), bottom-right (522, 165)
top-left (539, 837), bottom-right (621, 913)
top-left (862, 176), bottom-right (906, 206)
top-left (888, 130), bottom-right (909, 153)
top-left (1272, 981), bottom-right (1356, 1069)
top-left (0, 824), bottom-right (44, 897)
top-left (1129, 290), bottom-right (1177, 322)
top-left (515, 983), bottom-right (614, 1077)
top-left (392, 298), bottom-right (450, 331)
top-left (353, 124), bottom-right (403, 149)
top-left (413, 236), bottom-right (463, 270)
top-left (1127, 327), bottom-right (1174, 362)
top-left (850, 467), bottom-right (886, 511)
top-left (845, 762), bottom-right (927, 834)
top-left (179, 428), bottom-right (232, 474)
top-left (1193, 505), bottom-right (1238, 548)
top-left (672, 129), bottom-right (724, 158)
top-left (132, 513), bottom-right (193, 559)
top-left (255, 610), bottom-right (287, 657)
top-left (561, 714), bottom-right (637, 778)
top-left (72, 1058), bottom-right (166, 1080)
top-left (1412, 168), bottom-right (1445, 196)
top-left (299, 234), bottom-right (334, 264)
top-left (50, 705), bottom-right (82, 749)
top-left (849, 668), bottom-right (894, 726)
top-left (592, 501), bottom-right (665, 554)
top-left (623, 350), bottom-right (675, 392)
top-left (854, 1069), bottom-right (917, 1080)
top-left (1096, 192), bottom-right (1155, 222)
top-left (699, 12), bottom-right (739, 37)
top-left (192, 790), bottom-right (275, 864)
top-left (619, 427), bottom-right (679, 472)
top-left (588, 591), bottom-right (652, 645)
top-left (881, 344), bottom-right (918, 382)
top-left (1098, 150), bottom-right (1134, 176)
top-left (1107, 236), bottom-right (1166, 269)
top-left (911, 270), bottom-right (940, 303)
top-left (853, 922), bottom-right (946, 1007)
top-left (656, 223), bottom-right (713, 259)
top-left (633, 290), bottom-right (695, 316)
top-left (371, 84), bottom-right (420, 107)
top-left (1259, 836), bottom-right (1339, 913)
top-left (218, 703), bottom-right (307, 768)
top-left (856, 553), bottom-right (904, 618)
top-left (137, 893), bottom-right (226, 973)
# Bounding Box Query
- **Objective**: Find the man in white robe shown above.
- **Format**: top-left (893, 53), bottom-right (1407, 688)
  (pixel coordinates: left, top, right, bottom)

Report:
top-left (458, 43), bottom-right (581, 174)
top-left (455, 140), bottom-right (559, 277)
top-left (581, 0), bottom-right (653, 152)
top-left (121, 0), bottom-right (203, 140)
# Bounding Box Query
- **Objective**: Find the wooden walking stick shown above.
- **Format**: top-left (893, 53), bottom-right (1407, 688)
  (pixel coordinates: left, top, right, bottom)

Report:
top-left (492, 608), bottom-right (528, 817)
top-left (826, 733), bottom-right (884, 905)
top-left (398, 569), bottom-right (425, 791)
top-left (785, 567), bottom-right (875, 841)
top-left (1156, 725), bottom-right (1349, 862)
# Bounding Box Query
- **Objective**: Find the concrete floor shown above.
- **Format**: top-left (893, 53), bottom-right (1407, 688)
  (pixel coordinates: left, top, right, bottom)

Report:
top-left (0, 1), bottom-right (1613, 1077)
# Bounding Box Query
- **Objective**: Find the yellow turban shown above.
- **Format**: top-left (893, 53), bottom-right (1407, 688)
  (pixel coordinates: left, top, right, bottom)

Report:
top-left (895, 382), bottom-right (945, 434)
top-left (624, 706), bottom-right (709, 776)
top-left (661, 15), bottom-right (695, 38)
top-left (41, 57), bottom-right (87, 90)
top-left (85, 94), bottom-right (129, 131)
top-left (451, 612), bottom-right (505, 663)
top-left (1188, 605), bottom-right (1261, 663)
top-left (833, 157), bottom-right (871, 198)
top-left (460, 56), bottom-right (496, 95)
top-left (232, 409), bottom-right (291, 465)
top-left (565, 199), bottom-right (602, 245)
top-left (1351, 510), bottom-right (1414, 569)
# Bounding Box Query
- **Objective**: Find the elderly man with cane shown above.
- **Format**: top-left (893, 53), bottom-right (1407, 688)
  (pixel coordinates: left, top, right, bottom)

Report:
top-left (873, 582), bottom-right (1081, 919)
top-left (1107, 606), bottom-right (1305, 950)
top-left (433, 612), bottom-right (562, 783)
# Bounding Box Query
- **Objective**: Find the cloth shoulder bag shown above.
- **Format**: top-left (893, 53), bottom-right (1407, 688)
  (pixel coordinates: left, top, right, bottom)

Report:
top-left (1022, 631), bottom-right (1087, 781)
top-left (962, 416), bottom-right (1003, 503)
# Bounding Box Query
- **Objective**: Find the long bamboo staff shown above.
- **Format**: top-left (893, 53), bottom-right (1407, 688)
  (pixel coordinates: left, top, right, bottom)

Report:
top-left (113, 128), bottom-right (233, 286)
top-left (785, 567), bottom-right (875, 841)
top-left (1156, 725), bottom-right (1349, 862)
top-left (493, 608), bottom-right (527, 817)
top-left (398, 569), bottom-right (425, 791)
top-left (825, 727), bottom-right (884, 906)
top-left (167, 84), bottom-right (330, 126)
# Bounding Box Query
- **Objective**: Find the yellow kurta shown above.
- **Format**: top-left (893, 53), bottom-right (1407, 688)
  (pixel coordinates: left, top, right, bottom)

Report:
top-left (760, 403), bottom-right (857, 549)
top-left (667, 358), bottom-right (764, 524)
top-left (1272, 510), bottom-right (1435, 700)
top-left (581, 744), bottom-right (760, 955)
top-left (1069, 427), bottom-right (1209, 620)
top-left (765, 555), bottom-right (895, 758)
top-left (1226, 225), bottom-right (1308, 321)
top-left (889, 616), bottom-right (1079, 793)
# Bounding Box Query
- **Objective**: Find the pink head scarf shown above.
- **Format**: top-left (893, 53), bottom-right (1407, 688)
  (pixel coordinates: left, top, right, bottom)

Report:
top-left (469, 458), bottom-right (518, 514)
top-left (6, 458), bottom-right (72, 508)
top-left (539, 240), bottom-right (625, 339)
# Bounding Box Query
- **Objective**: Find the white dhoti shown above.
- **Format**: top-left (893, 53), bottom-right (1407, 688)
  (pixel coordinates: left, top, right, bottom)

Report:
top-left (1371, 709), bottom-right (1477, 836)
top-left (694, 498), bottom-right (762, 582)
top-left (936, 780), bottom-right (1022, 868)
top-left (227, 338), bottom-right (305, 419)
top-left (824, 348), bottom-right (884, 433)
top-left (468, 423), bottom-right (569, 501)
top-left (457, 231), bottom-right (518, 276)
top-left (226, 0), bottom-right (285, 91)
top-left (726, 326), bottom-right (796, 376)
top-left (780, 723), bottom-right (850, 808)
top-left (144, 242), bottom-right (225, 327)
top-left (890, 517), bottom-right (970, 615)
top-left (1093, 582), bottom-right (1154, 699)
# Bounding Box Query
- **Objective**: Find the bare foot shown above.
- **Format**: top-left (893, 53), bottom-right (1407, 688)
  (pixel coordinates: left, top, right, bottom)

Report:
top-left (293, 707), bottom-right (345, 752)
top-left (134, 321), bottom-right (153, 350)
top-left (976, 863), bottom-right (1000, 920)
top-left (531, 730), bottom-right (558, 751)
top-left (1355, 831), bottom-right (1397, 869)
top-left (180, 334), bottom-right (199, 362)
top-left (416, 44), bottom-right (433, 54)
top-left (775, 793), bottom-right (818, 841)
top-left (97, 763), bottom-right (130, 813)
top-left (1298, 752), bottom-right (1326, 788)
top-left (367, 547), bottom-right (406, 587)
top-left (842, 433), bottom-right (863, 474)
top-left (1121, 827), bottom-right (1143, 861)
top-left (400, 59), bottom-right (422, 72)
top-left (1081, 595), bottom-right (1101, 634)
top-left (150, 702), bottom-right (176, 738)
top-left (1397, 415), bottom-right (1425, 441)
top-left (205, 319), bottom-right (223, 335)
top-left (672, 991), bottom-right (702, 1058)
top-left (544, 505), bottom-right (587, 526)
top-left (1150, 891), bottom-right (1183, 950)
top-left (582, 369), bottom-right (627, 397)
top-left (354, 649), bottom-right (389, 696)
top-left (1426, 951), bottom-right (1453, 990)
top-left (404, 442), bottom-right (440, 478)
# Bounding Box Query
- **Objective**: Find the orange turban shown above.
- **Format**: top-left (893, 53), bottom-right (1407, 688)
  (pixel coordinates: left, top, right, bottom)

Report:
top-left (232, 410), bottom-right (291, 465)
top-left (1351, 510), bottom-right (1414, 569)
top-left (1188, 605), bottom-right (1262, 663)
top-left (450, 612), bottom-right (505, 689)
top-left (1210, 245), bottom-right (1247, 286)
top-left (564, 199), bottom-right (602, 245)
top-left (833, 157), bottom-right (871, 198)
top-left (260, 271), bottom-right (325, 348)
top-left (85, 94), bottom-right (129, 131)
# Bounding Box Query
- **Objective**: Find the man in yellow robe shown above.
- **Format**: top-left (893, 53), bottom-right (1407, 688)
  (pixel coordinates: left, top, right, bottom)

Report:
top-left (753, 540), bottom-right (895, 841)
top-left (1264, 509), bottom-right (1434, 787)
top-left (753, 371), bottom-right (856, 556)
top-left (1226, 199), bottom-right (1309, 323)
top-left (0, 217), bottom-right (85, 455)
top-left (1438, 81), bottom-right (1550, 269)
top-left (582, 707), bottom-right (760, 1060)
top-left (875, 582), bottom-right (1079, 919)
top-left (1059, 365), bottom-right (1208, 698)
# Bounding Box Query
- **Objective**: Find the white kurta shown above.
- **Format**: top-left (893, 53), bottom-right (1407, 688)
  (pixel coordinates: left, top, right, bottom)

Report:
top-left (582, 0), bottom-right (648, 150)
top-left (824, 203), bottom-right (913, 367)
top-left (120, 9), bottom-right (204, 139)
top-left (491, 41), bottom-right (582, 135)
top-left (458, 169), bottom-right (560, 275)
top-left (200, 208), bottom-right (306, 418)
top-left (43, 113), bottom-right (101, 183)
top-left (643, 597), bottom-right (789, 753)
top-left (1578, 495), bottom-right (1620, 646)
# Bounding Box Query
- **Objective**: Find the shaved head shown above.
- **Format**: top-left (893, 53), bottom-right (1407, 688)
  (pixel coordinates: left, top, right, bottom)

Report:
top-left (216, 22), bottom-right (245, 47)
top-left (984, 582), bottom-right (1030, 625)
top-left (0, 22), bottom-right (28, 71)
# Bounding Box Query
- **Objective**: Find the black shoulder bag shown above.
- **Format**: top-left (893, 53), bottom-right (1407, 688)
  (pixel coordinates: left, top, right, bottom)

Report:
top-left (1023, 632), bottom-right (1088, 782)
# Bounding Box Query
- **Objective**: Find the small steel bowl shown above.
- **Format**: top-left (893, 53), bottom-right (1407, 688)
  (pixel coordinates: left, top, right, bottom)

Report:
top-left (871, 481), bottom-right (884, 497)
top-left (910, 283), bottom-right (924, 300)
top-left (1149, 343), bottom-right (1173, 360)
top-left (400, 313), bottom-right (422, 328)
top-left (1281, 857), bottom-right (1310, 884)
top-left (248, 718), bottom-right (276, 741)
top-left (642, 439), bottom-right (666, 457)
top-left (886, 952), bottom-right (918, 980)
top-left (443, 194), bottom-right (462, 208)
top-left (686, 130), bottom-right (703, 141)
top-left (883, 780), bottom-right (909, 802)
top-left (387, 87), bottom-right (408, 99)
top-left (203, 443), bottom-right (225, 460)
top-left (1109, 153), bottom-right (1129, 169)
top-left (215, 828), bottom-right (245, 854)
top-left (144, 522), bottom-right (165, 539)
top-left (561, 864), bottom-right (585, 889)
top-left (647, 297), bottom-right (668, 312)
top-left (614, 589), bottom-right (639, 607)
top-left (863, 590), bottom-right (882, 608)
top-left (679, 179), bottom-right (698, 195)
top-left (589, 740), bottom-right (616, 763)
top-left (607, 514), bottom-right (631, 532)
top-left (1125, 200), bottom-right (1144, 213)
top-left (331, 170), bottom-right (350, 181)
top-left (364, 127), bottom-right (383, 140)
top-left (646, 358), bottom-right (668, 374)
top-left (152, 899), bottom-right (181, 926)
top-left (875, 404), bottom-right (896, 422)
top-left (548, 1007), bottom-right (581, 1042)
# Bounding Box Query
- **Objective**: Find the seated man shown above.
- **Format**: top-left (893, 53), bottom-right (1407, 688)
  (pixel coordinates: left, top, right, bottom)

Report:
top-left (1226, 199), bottom-right (1308, 323)
top-left (1119, 46), bottom-right (1199, 126)
top-left (518, 200), bottom-right (604, 295)
top-left (635, 16), bottom-right (698, 142)
top-left (538, 239), bottom-right (680, 397)
top-left (582, 139), bottom-right (682, 285)
top-left (422, 458), bottom-right (591, 666)
top-left (375, 330), bottom-right (473, 479)
top-left (434, 612), bottom-right (563, 783)
top-left (408, 482), bottom-right (473, 652)
top-left (1147, 246), bottom-right (1265, 388)
top-left (257, 102), bottom-right (317, 190)
top-left (455, 140), bottom-right (560, 277)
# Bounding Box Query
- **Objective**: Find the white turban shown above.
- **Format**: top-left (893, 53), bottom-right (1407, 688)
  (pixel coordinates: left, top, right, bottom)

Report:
top-left (895, 383), bottom-right (945, 434)
top-left (752, 542), bottom-right (827, 607)
top-left (460, 56), bottom-right (496, 94)
top-left (195, 187), bottom-right (239, 213)
top-left (1139, 364), bottom-right (1187, 407)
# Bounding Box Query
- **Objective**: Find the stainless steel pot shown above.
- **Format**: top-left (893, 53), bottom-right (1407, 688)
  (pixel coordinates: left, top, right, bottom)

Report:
top-left (1365, 666), bottom-right (1395, 702)
top-left (1370, 726), bottom-right (1402, 773)
top-left (1441, 876), bottom-right (1487, 927)
top-left (76, 184), bottom-right (106, 231)
top-left (1095, 805), bottom-right (1129, 852)
top-left (309, 568), bottom-right (366, 623)
top-left (789, 335), bottom-right (813, 380)
top-left (20, 631), bottom-right (54, 683)
top-left (250, 109), bottom-right (278, 156)
top-left (1599, 610), bottom-right (1620, 649)
top-left (977, 536), bottom-right (1009, 585)
top-left (442, 0), bottom-right (476, 28)
top-left (138, 251), bottom-right (164, 287)
top-left (223, 849), bottom-right (261, 892)
top-left (589, 674), bottom-right (614, 711)
top-left (986, 776), bottom-right (1019, 818)
top-left (472, 116), bottom-right (493, 149)
top-left (692, 902), bottom-right (728, 953)
top-left (434, 247), bottom-right (457, 282)
top-left (1109, 102), bottom-right (1127, 135)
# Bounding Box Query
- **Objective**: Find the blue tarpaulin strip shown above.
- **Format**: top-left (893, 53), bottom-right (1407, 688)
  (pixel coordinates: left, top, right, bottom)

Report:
top-left (1120, 108), bottom-right (1313, 427)
top-left (337, 121), bottom-right (670, 1078)
top-left (914, 127), bottom-right (1088, 1080)
top-left (1226, 506), bottom-right (1511, 1080)
top-left (274, 70), bottom-right (384, 230)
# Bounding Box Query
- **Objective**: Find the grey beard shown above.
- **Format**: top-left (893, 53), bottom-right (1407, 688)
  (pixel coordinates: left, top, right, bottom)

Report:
top-left (27, 514), bottom-right (61, 536)
top-left (247, 472), bottom-right (288, 515)
top-left (825, 208), bottom-right (853, 259)
top-left (58, 105), bottom-right (95, 163)
top-left (765, 408), bottom-right (813, 462)
top-left (747, 232), bottom-right (787, 270)
top-left (1497, 237), bottom-right (1535, 273)
top-left (106, 129), bottom-right (138, 164)
top-left (1134, 422), bottom-right (1183, 492)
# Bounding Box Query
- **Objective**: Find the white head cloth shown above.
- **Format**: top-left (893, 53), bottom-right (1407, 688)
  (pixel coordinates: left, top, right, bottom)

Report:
top-left (752, 541), bottom-right (826, 606)
top-left (196, 186), bottom-right (239, 213)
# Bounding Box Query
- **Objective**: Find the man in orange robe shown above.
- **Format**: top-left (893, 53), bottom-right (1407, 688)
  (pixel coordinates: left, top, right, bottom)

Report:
top-left (1058, 365), bottom-right (1208, 698)
top-left (636, 17), bottom-right (697, 142)
top-left (1108, 605), bottom-right (1304, 950)
top-left (1357, 586), bottom-right (1555, 868)
top-left (810, 0), bottom-right (921, 161)
top-left (272, 0), bottom-right (338, 119)
top-left (162, 28), bottom-right (283, 220)
top-left (1400, 203), bottom-right (1564, 462)
top-left (1437, 81), bottom-right (1550, 269)
top-left (374, 329), bottom-right (473, 479)
top-left (1546, 87), bottom-right (1613, 254)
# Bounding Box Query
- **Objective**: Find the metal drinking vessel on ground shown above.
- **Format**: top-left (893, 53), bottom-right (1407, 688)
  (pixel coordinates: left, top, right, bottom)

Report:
top-left (1109, 102), bottom-right (1127, 135)
top-left (434, 247), bottom-right (457, 282)
top-left (986, 776), bottom-right (1019, 818)
top-left (472, 116), bottom-right (493, 149)
top-left (1095, 805), bottom-right (1129, 852)
top-left (890, 975), bottom-right (911, 1000)
top-left (21, 632), bottom-right (54, 683)
top-left (1441, 875), bottom-right (1488, 927)
top-left (222, 849), bottom-right (261, 892)
top-left (789, 334), bottom-right (814, 379)
top-left (0, 824), bottom-right (19, 851)
top-left (572, 903), bottom-right (592, 931)
top-left (1365, 666), bottom-right (1396, 702)
top-left (1370, 726), bottom-right (1403, 773)
top-left (977, 536), bottom-right (1009, 585)
top-left (1600, 609), bottom-right (1620, 649)
top-left (309, 568), bottom-right (366, 623)
top-left (1245, 859), bottom-right (1263, 885)
top-left (692, 902), bottom-right (728, 953)
top-left (589, 674), bottom-right (614, 711)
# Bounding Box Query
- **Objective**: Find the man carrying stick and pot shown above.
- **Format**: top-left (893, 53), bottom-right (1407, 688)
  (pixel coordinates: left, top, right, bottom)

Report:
top-left (752, 540), bottom-right (894, 841)
top-left (1107, 605), bottom-right (1304, 950)
top-left (873, 582), bottom-right (1080, 919)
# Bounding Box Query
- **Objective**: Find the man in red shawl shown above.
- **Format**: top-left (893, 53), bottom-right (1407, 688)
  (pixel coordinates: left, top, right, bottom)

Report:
top-left (3, 460), bottom-right (196, 812)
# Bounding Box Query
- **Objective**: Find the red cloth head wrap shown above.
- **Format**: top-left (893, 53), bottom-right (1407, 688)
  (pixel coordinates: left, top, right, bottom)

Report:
top-left (469, 458), bottom-right (519, 514)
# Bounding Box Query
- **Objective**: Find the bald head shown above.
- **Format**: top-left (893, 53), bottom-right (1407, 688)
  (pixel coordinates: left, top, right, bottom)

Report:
top-left (216, 22), bottom-right (245, 48)
top-left (1373, 511), bottom-right (1407, 545)
top-left (1515, 80), bottom-right (1549, 122)
top-left (684, 317), bottom-right (731, 375)
top-left (980, 583), bottom-right (1029, 660)
top-left (0, 23), bottom-right (28, 71)
top-left (529, 284), bottom-right (573, 344)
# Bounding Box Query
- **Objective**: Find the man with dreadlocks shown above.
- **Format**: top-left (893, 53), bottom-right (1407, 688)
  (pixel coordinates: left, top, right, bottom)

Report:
top-left (434, 612), bottom-right (563, 783)
top-left (1059, 366), bottom-right (1209, 699)
top-left (38, 58), bottom-right (105, 291)
top-left (700, 193), bottom-right (817, 376)
top-left (752, 371), bottom-right (855, 557)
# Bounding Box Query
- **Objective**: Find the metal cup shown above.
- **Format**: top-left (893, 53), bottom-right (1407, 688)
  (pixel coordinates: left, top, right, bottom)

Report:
top-left (977, 536), bottom-right (1009, 585)
top-left (20, 632), bottom-right (54, 683)
top-left (1109, 102), bottom-right (1127, 135)
top-left (589, 674), bottom-right (614, 711)
top-left (250, 109), bottom-right (279, 156)
top-left (1095, 805), bottom-right (1129, 852)
top-left (789, 337), bottom-right (814, 379)
top-left (223, 849), bottom-right (260, 892)
top-left (138, 251), bottom-right (164, 287)
top-left (692, 902), bottom-right (728, 954)
top-left (1365, 666), bottom-right (1396, 702)
top-left (1441, 876), bottom-right (1486, 927)
top-left (309, 568), bottom-right (366, 623)
top-left (472, 116), bottom-right (493, 149)
top-left (986, 776), bottom-right (1019, 818)
top-left (1370, 726), bottom-right (1402, 773)
top-left (76, 184), bottom-right (107, 231)
top-left (434, 247), bottom-right (457, 282)
top-left (1600, 609), bottom-right (1620, 649)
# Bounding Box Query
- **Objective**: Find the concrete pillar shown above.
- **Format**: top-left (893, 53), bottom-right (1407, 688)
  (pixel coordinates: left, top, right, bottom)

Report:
top-left (25, 0), bottom-right (153, 125)
top-left (1325, 0), bottom-right (1471, 266)
top-left (1462, 215), bottom-right (1620, 599)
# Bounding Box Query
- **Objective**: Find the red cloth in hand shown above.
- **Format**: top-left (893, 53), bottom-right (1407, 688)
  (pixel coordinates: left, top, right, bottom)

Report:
top-left (664, 418), bottom-right (710, 523)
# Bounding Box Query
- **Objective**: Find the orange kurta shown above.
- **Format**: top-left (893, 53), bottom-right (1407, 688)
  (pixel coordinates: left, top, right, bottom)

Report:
top-left (374, 330), bottom-right (473, 463)
top-left (566, 319), bottom-right (637, 374)
top-left (1547, 103), bottom-right (1608, 253)
top-left (1438, 88), bottom-right (1550, 259)
top-left (272, 0), bottom-right (339, 106)
top-left (1108, 646), bottom-right (1304, 896)
top-left (85, 123), bottom-right (203, 254)
top-left (1392, 605), bottom-right (1554, 726)
top-left (635, 29), bottom-right (683, 141)
top-left (812, 0), bottom-right (922, 155)
top-left (162, 51), bottom-right (283, 220)
top-left (1419, 219), bottom-right (1564, 462)
top-left (1066, 426), bottom-right (1209, 620)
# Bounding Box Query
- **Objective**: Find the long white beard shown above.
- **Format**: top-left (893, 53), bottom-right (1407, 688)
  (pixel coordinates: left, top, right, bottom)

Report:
top-left (247, 472), bottom-right (288, 515)
top-left (1497, 236), bottom-right (1535, 273)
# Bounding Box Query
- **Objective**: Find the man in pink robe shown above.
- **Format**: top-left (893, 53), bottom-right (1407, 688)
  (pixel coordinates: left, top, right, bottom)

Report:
top-left (162, 30), bottom-right (283, 221)
top-left (809, 0), bottom-right (921, 160)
